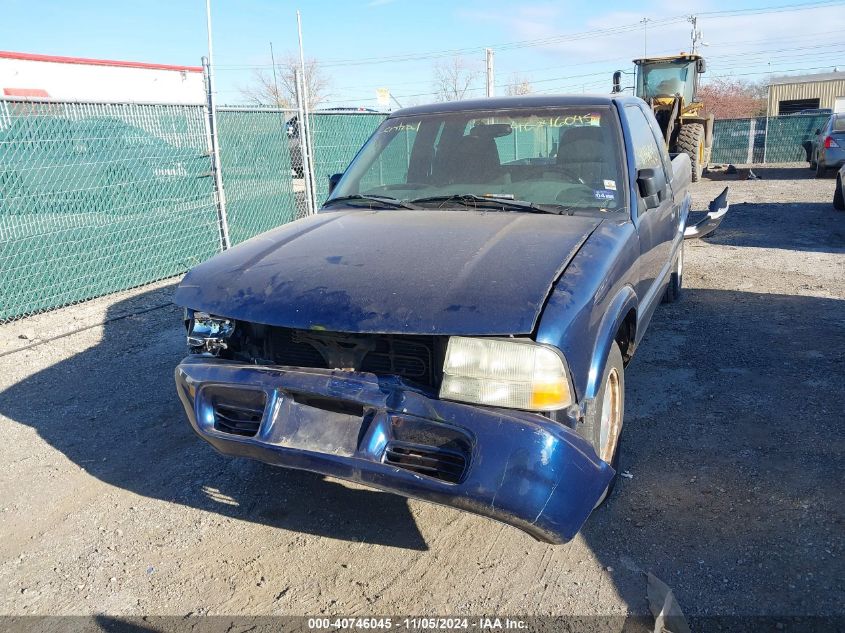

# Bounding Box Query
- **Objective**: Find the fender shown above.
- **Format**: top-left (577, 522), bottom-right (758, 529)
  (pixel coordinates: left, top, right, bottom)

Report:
top-left (584, 285), bottom-right (638, 403)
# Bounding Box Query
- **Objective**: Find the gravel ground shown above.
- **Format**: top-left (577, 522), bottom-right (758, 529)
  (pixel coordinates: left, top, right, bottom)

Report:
top-left (0, 164), bottom-right (843, 625)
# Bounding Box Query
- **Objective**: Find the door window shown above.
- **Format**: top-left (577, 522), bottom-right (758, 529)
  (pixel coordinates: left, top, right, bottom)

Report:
top-left (625, 105), bottom-right (664, 172)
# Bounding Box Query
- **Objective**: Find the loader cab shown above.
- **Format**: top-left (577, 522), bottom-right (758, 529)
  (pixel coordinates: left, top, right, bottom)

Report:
top-left (633, 55), bottom-right (705, 106)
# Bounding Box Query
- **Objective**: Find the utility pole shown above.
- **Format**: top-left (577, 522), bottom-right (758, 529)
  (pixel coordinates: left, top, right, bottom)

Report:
top-left (296, 11), bottom-right (316, 214)
top-left (640, 18), bottom-right (651, 58)
top-left (204, 0), bottom-right (230, 250)
top-left (269, 41), bottom-right (281, 106)
top-left (485, 48), bottom-right (495, 97)
top-left (688, 15), bottom-right (703, 54)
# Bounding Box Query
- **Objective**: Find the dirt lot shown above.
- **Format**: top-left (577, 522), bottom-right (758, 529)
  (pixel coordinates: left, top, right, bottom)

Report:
top-left (0, 165), bottom-right (843, 625)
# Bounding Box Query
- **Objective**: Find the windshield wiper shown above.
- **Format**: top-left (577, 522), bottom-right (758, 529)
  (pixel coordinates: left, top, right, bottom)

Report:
top-left (323, 194), bottom-right (421, 210)
top-left (409, 194), bottom-right (565, 215)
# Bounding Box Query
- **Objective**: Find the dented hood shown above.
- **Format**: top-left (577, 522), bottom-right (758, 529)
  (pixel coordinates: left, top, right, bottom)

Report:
top-left (174, 209), bottom-right (600, 335)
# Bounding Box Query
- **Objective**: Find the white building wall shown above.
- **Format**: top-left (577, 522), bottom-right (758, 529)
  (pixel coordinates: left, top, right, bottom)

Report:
top-left (0, 56), bottom-right (205, 104)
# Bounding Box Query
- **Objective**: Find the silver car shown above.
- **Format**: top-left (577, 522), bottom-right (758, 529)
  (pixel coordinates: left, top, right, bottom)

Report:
top-left (834, 164), bottom-right (844, 210)
top-left (812, 113), bottom-right (845, 178)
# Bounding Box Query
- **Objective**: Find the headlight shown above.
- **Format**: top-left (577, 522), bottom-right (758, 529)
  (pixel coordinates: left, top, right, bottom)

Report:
top-left (187, 311), bottom-right (234, 355)
top-left (439, 337), bottom-right (574, 411)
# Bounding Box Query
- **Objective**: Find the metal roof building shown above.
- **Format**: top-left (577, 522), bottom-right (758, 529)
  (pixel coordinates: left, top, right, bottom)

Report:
top-left (767, 71), bottom-right (845, 116)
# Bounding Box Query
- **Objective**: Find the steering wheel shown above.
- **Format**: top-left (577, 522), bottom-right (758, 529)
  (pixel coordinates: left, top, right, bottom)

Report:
top-left (548, 165), bottom-right (586, 185)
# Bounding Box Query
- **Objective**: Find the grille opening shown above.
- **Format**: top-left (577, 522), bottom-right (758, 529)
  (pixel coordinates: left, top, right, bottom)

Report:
top-left (384, 442), bottom-right (467, 484)
top-left (227, 324), bottom-right (446, 391)
top-left (211, 391), bottom-right (266, 437)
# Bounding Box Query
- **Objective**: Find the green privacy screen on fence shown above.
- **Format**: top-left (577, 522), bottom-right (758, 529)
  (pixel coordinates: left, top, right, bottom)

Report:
top-left (309, 112), bottom-right (386, 204)
top-left (216, 107), bottom-right (305, 245)
top-left (0, 100), bottom-right (221, 321)
top-left (0, 103), bottom-right (388, 322)
top-left (710, 114), bottom-right (828, 164)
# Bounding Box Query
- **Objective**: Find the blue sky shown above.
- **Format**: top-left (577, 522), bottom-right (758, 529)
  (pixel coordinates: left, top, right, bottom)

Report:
top-left (2, 0), bottom-right (844, 108)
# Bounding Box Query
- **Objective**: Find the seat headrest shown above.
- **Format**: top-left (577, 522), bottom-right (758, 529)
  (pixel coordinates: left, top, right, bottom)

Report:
top-left (557, 126), bottom-right (607, 163)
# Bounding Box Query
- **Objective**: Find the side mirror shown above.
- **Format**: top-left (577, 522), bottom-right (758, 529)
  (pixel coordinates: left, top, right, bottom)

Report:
top-left (328, 173), bottom-right (343, 196)
top-left (636, 168), bottom-right (666, 209)
top-left (815, 128), bottom-right (821, 135)
top-left (696, 58), bottom-right (707, 73)
top-left (612, 71), bottom-right (622, 94)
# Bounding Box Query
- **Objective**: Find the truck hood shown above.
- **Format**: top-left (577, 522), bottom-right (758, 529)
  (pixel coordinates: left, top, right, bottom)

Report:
top-left (174, 209), bottom-right (601, 335)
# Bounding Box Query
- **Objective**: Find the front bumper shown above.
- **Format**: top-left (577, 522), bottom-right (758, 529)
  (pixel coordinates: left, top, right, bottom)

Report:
top-left (175, 356), bottom-right (614, 543)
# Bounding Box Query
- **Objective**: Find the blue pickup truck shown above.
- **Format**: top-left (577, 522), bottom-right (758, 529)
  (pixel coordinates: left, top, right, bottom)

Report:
top-left (174, 95), bottom-right (728, 543)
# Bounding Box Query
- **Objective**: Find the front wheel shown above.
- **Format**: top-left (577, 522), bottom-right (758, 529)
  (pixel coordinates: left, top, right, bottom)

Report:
top-left (579, 341), bottom-right (625, 505)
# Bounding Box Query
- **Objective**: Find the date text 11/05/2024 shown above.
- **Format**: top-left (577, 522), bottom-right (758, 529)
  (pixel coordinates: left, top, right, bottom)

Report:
top-left (307, 617), bottom-right (528, 630)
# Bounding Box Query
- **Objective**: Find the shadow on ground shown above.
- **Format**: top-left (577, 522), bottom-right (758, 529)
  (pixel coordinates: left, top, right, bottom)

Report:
top-left (582, 286), bottom-right (844, 618)
top-left (697, 202), bottom-right (845, 253)
top-left (705, 165), bottom-right (817, 181)
top-left (0, 288), bottom-right (428, 550)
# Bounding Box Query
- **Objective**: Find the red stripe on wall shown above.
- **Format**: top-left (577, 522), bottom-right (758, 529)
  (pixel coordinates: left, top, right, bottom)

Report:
top-left (0, 50), bottom-right (202, 73)
top-left (3, 88), bottom-right (50, 97)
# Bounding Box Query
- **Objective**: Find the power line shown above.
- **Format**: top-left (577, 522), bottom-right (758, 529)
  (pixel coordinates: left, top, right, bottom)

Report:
top-left (214, 0), bottom-right (844, 72)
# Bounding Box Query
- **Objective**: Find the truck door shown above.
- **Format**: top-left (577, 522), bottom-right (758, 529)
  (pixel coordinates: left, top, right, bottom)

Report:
top-left (623, 104), bottom-right (675, 307)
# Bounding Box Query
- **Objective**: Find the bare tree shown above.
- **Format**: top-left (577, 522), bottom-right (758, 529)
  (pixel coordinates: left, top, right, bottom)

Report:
top-left (505, 72), bottom-right (533, 96)
top-left (433, 56), bottom-right (481, 102)
top-left (697, 78), bottom-right (767, 119)
top-left (240, 55), bottom-right (331, 110)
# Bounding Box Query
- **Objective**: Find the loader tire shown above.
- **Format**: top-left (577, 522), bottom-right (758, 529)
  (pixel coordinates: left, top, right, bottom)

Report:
top-left (678, 123), bottom-right (706, 182)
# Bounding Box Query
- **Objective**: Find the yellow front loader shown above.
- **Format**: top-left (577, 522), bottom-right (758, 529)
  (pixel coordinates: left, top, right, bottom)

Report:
top-left (614, 54), bottom-right (714, 182)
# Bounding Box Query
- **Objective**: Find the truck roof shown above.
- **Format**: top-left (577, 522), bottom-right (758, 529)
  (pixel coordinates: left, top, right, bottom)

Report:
top-left (389, 94), bottom-right (640, 118)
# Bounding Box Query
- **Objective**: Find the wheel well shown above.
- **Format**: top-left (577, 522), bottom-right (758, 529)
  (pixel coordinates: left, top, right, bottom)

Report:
top-left (615, 309), bottom-right (637, 364)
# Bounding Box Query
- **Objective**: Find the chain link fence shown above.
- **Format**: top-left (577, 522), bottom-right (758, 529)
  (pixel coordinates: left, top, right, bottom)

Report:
top-left (0, 98), bottom-right (222, 321)
top-left (711, 113), bottom-right (829, 165)
top-left (0, 97), bottom-right (386, 322)
top-left (309, 112), bottom-right (387, 204)
top-left (216, 107), bottom-right (309, 245)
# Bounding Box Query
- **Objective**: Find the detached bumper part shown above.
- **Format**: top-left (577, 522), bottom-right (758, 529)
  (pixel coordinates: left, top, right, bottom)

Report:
top-left (684, 186), bottom-right (730, 239)
top-left (175, 356), bottom-right (614, 543)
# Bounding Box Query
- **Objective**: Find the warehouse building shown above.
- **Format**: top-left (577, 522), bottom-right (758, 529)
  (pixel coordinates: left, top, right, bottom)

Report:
top-left (767, 71), bottom-right (845, 116)
top-left (0, 50), bottom-right (204, 103)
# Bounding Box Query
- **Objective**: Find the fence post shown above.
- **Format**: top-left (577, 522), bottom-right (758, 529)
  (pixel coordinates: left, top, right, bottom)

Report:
top-left (763, 113), bottom-right (769, 164)
top-left (746, 118), bottom-right (756, 165)
top-left (202, 56), bottom-right (231, 250)
top-left (295, 69), bottom-right (316, 216)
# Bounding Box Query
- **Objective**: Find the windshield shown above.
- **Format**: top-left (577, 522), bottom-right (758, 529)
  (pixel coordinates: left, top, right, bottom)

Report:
top-left (326, 106), bottom-right (626, 213)
top-left (636, 61), bottom-right (695, 103)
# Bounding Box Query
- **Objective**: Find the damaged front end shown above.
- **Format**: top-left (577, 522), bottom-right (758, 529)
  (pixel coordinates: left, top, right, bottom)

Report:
top-left (175, 313), bottom-right (614, 543)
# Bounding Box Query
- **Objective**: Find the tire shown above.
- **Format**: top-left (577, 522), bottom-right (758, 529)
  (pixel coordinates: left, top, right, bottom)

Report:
top-left (678, 123), bottom-right (706, 183)
top-left (579, 341), bottom-right (625, 506)
top-left (834, 175), bottom-right (845, 211)
top-left (663, 241), bottom-right (684, 303)
top-left (815, 159), bottom-right (827, 178)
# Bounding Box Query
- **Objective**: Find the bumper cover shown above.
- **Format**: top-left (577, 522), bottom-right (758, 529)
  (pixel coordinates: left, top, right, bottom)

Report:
top-left (175, 356), bottom-right (614, 543)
